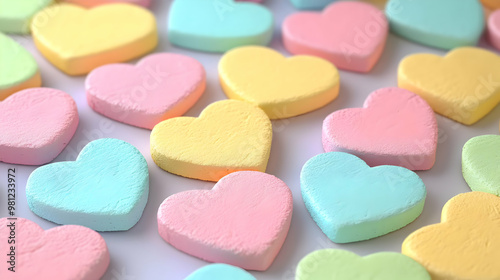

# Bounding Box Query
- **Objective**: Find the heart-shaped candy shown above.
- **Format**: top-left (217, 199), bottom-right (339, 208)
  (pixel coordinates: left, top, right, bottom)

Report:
top-left (64, 0), bottom-right (151, 8)
top-left (403, 192), bottom-right (500, 280)
top-left (462, 135), bottom-right (500, 196)
top-left (488, 9), bottom-right (500, 51)
top-left (301, 152), bottom-right (426, 243)
top-left (290, 0), bottom-right (335, 10)
top-left (157, 171), bottom-right (293, 271)
top-left (168, 0), bottom-right (273, 53)
top-left (0, 218), bottom-right (109, 280)
top-left (31, 3), bottom-right (157, 75)
top-left (283, 1), bottom-right (388, 72)
top-left (86, 53), bottom-right (206, 129)
top-left (0, 33), bottom-right (41, 100)
top-left (151, 100), bottom-right (272, 182)
top-left (322, 87), bottom-right (438, 170)
top-left (219, 46), bottom-right (339, 119)
top-left (26, 138), bottom-right (149, 231)
top-left (398, 47), bottom-right (500, 125)
top-left (185, 264), bottom-right (256, 280)
top-left (385, 0), bottom-right (484, 50)
top-left (0, 0), bottom-right (51, 33)
top-left (296, 249), bottom-right (430, 280)
top-left (482, 0), bottom-right (500, 9)
top-left (0, 88), bottom-right (78, 165)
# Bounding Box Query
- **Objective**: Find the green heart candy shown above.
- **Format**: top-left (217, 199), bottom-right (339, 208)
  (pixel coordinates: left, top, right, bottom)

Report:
top-left (0, 0), bottom-right (52, 34)
top-left (296, 249), bottom-right (430, 280)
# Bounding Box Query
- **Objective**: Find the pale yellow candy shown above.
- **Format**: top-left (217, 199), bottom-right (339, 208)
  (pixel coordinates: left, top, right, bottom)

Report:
top-left (31, 3), bottom-right (157, 75)
top-left (398, 47), bottom-right (500, 125)
top-left (402, 192), bottom-right (500, 280)
top-left (150, 100), bottom-right (272, 182)
top-left (219, 46), bottom-right (339, 119)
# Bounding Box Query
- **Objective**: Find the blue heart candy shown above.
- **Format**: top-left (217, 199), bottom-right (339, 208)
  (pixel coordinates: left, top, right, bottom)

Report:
top-left (385, 0), bottom-right (484, 49)
top-left (185, 264), bottom-right (256, 280)
top-left (290, 0), bottom-right (336, 10)
top-left (26, 138), bottom-right (149, 231)
top-left (301, 152), bottom-right (426, 243)
top-left (168, 0), bottom-right (273, 52)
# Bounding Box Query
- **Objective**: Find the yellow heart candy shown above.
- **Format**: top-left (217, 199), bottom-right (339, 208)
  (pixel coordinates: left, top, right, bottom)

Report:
top-left (31, 3), bottom-right (157, 75)
top-left (398, 47), bottom-right (500, 125)
top-left (219, 46), bottom-right (340, 119)
top-left (402, 192), bottom-right (500, 280)
top-left (150, 100), bottom-right (272, 182)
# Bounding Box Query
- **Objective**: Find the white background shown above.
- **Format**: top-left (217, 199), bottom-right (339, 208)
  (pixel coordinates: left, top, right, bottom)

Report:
top-left (1, 0), bottom-right (500, 279)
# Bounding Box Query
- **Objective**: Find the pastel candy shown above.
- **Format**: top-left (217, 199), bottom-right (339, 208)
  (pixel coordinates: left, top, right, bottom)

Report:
top-left (322, 87), bottom-right (438, 170)
top-left (31, 3), bottom-right (157, 75)
top-left (301, 152), bottom-right (426, 243)
top-left (385, 0), bottom-right (484, 50)
top-left (64, 0), bottom-right (151, 8)
top-left (168, 0), bottom-right (273, 52)
top-left (296, 249), bottom-right (430, 280)
top-left (86, 53), bottom-right (206, 129)
top-left (283, 1), bottom-right (388, 72)
top-left (0, 33), bottom-right (41, 100)
top-left (482, 0), bottom-right (500, 9)
top-left (157, 171), bottom-right (293, 271)
top-left (403, 192), bottom-right (500, 280)
top-left (219, 46), bottom-right (339, 119)
top-left (185, 264), bottom-right (256, 280)
top-left (398, 47), bottom-right (500, 125)
top-left (290, 0), bottom-right (336, 10)
top-left (0, 88), bottom-right (78, 165)
top-left (462, 135), bottom-right (500, 196)
top-left (0, 0), bottom-right (51, 33)
top-left (0, 218), bottom-right (109, 280)
top-left (26, 138), bottom-right (149, 231)
top-left (487, 9), bottom-right (500, 51)
top-left (151, 100), bottom-right (272, 182)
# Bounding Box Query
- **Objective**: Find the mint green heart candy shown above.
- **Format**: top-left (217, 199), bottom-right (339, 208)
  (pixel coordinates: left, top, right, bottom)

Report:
top-left (185, 264), bottom-right (256, 280)
top-left (168, 0), bottom-right (273, 53)
top-left (462, 135), bottom-right (500, 196)
top-left (296, 249), bottom-right (431, 280)
top-left (0, 0), bottom-right (52, 34)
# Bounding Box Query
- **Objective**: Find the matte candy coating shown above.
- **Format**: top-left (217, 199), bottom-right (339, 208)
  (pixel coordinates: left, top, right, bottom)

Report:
top-left (158, 171), bottom-right (293, 271)
top-left (283, 1), bottom-right (388, 72)
top-left (26, 138), bottom-right (149, 231)
top-left (219, 46), bottom-right (339, 119)
top-left (0, 88), bottom-right (78, 165)
top-left (481, 0), bottom-right (500, 10)
top-left (385, 0), bottom-right (484, 50)
top-left (0, 0), bottom-right (51, 33)
top-left (322, 87), bottom-right (438, 170)
top-left (0, 218), bottom-right (109, 280)
top-left (168, 0), bottom-right (273, 53)
top-left (462, 135), bottom-right (500, 196)
top-left (296, 249), bottom-right (430, 280)
top-left (64, 0), bottom-right (151, 8)
top-left (403, 192), bottom-right (500, 280)
top-left (185, 264), bottom-right (256, 280)
top-left (301, 152), bottom-right (426, 243)
top-left (0, 33), bottom-right (41, 100)
top-left (488, 10), bottom-right (500, 51)
top-left (290, 0), bottom-right (336, 10)
top-left (31, 3), bottom-right (157, 75)
top-left (151, 100), bottom-right (272, 182)
top-left (398, 47), bottom-right (500, 125)
top-left (86, 53), bottom-right (206, 129)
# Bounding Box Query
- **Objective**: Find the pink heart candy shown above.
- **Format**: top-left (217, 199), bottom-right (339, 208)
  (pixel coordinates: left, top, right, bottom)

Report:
top-left (157, 171), bottom-right (293, 271)
top-left (0, 218), bottom-right (109, 280)
top-left (282, 1), bottom-right (388, 72)
top-left (0, 88), bottom-right (79, 165)
top-left (322, 87), bottom-right (438, 170)
top-left (86, 52), bottom-right (206, 129)
top-left (488, 9), bottom-right (500, 51)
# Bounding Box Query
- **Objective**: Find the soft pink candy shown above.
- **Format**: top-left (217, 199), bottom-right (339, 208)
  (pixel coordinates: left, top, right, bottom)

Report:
top-left (488, 9), bottom-right (500, 50)
top-left (322, 87), bottom-right (438, 170)
top-left (157, 171), bottom-right (293, 271)
top-left (283, 1), bottom-right (388, 72)
top-left (0, 218), bottom-right (109, 280)
top-left (0, 88), bottom-right (79, 165)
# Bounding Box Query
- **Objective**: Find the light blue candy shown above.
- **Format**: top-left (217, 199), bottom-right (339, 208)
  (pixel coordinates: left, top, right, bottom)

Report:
top-left (300, 152), bottom-right (426, 243)
top-left (385, 0), bottom-right (484, 50)
top-left (290, 0), bottom-right (336, 10)
top-left (26, 138), bottom-right (149, 231)
top-left (185, 264), bottom-right (256, 280)
top-left (168, 0), bottom-right (273, 53)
